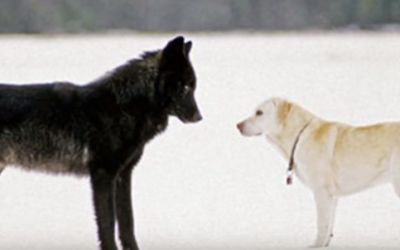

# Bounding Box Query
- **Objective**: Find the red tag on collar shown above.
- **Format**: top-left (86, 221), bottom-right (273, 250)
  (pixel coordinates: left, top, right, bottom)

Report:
top-left (286, 175), bottom-right (293, 185)
top-left (286, 170), bottom-right (294, 185)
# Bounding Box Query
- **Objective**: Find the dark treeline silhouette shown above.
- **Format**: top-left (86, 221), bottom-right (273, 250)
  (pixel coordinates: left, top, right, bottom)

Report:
top-left (1, 0), bottom-right (400, 33)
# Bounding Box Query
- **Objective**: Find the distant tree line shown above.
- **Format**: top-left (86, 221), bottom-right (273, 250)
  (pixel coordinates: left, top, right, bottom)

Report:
top-left (1, 0), bottom-right (400, 33)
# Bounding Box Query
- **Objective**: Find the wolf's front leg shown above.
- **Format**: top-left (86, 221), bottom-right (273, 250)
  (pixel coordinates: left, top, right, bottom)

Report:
top-left (310, 191), bottom-right (337, 248)
top-left (91, 168), bottom-right (118, 250)
top-left (116, 164), bottom-right (140, 250)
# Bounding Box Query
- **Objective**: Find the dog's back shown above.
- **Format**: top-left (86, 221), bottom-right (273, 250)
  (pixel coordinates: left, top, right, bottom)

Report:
top-left (322, 122), bottom-right (400, 192)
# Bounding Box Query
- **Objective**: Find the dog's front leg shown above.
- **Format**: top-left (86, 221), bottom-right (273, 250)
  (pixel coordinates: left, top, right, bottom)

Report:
top-left (328, 197), bottom-right (338, 240)
top-left (310, 191), bottom-right (337, 248)
top-left (116, 164), bottom-right (140, 250)
top-left (91, 168), bottom-right (118, 250)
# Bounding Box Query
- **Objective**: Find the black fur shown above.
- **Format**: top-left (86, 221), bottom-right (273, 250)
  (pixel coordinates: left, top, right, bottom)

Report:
top-left (0, 36), bottom-right (202, 250)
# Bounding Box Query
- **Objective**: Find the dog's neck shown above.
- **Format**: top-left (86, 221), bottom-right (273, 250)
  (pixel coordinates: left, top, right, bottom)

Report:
top-left (267, 104), bottom-right (315, 161)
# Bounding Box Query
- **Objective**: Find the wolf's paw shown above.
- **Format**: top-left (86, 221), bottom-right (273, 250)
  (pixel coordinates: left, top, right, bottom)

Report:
top-left (122, 241), bottom-right (140, 250)
top-left (123, 246), bottom-right (140, 250)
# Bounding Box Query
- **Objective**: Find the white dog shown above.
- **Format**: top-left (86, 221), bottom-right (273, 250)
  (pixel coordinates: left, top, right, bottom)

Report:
top-left (237, 97), bottom-right (400, 248)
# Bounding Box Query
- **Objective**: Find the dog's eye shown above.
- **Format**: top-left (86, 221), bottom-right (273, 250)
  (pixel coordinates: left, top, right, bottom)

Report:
top-left (255, 110), bottom-right (263, 116)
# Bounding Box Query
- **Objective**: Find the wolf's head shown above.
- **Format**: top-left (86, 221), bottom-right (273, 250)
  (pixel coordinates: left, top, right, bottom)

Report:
top-left (157, 36), bottom-right (202, 123)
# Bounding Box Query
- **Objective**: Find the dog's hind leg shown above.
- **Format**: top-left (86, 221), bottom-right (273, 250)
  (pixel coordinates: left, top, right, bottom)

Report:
top-left (310, 191), bottom-right (337, 248)
top-left (393, 174), bottom-right (400, 198)
top-left (390, 150), bottom-right (400, 198)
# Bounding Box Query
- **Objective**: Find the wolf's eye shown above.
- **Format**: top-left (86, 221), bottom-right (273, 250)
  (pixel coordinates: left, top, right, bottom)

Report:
top-left (255, 110), bottom-right (263, 116)
top-left (183, 85), bottom-right (191, 94)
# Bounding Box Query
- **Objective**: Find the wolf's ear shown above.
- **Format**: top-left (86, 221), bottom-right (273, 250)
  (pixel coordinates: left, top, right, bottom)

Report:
top-left (184, 41), bottom-right (192, 56)
top-left (162, 36), bottom-right (185, 61)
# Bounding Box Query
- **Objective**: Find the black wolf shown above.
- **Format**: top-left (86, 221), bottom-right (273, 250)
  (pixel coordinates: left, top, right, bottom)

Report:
top-left (0, 36), bottom-right (201, 250)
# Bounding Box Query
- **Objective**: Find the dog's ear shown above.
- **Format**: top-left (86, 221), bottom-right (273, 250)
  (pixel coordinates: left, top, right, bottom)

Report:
top-left (277, 101), bottom-right (292, 123)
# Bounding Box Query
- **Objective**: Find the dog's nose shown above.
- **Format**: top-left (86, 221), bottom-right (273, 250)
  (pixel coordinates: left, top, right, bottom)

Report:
top-left (236, 122), bottom-right (244, 132)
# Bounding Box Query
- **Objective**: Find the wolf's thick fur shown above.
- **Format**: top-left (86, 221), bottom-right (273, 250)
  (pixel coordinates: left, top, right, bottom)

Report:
top-left (237, 98), bottom-right (400, 248)
top-left (0, 36), bottom-right (202, 250)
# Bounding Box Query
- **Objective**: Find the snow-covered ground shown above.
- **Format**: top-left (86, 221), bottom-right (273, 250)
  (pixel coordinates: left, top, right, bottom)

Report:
top-left (0, 33), bottom-right (399, 250)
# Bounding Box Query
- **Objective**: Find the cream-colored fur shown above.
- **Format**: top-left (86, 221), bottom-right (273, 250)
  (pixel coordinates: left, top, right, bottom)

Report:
top-left (237, 97), bottom-right (400, 248)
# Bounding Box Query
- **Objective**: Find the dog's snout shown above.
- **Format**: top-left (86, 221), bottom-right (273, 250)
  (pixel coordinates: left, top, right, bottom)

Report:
top-left (237, 122), bottom-right (245, 132)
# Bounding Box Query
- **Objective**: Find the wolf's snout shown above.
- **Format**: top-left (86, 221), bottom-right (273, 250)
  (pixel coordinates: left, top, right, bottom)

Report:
top-left (192, 111), bottom-right (203, 122)
top-left (182, 111), bottom-right (202, 123)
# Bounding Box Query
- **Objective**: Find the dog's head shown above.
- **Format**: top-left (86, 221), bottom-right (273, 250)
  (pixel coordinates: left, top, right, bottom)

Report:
top-left (158, 36), bottom-right (202, 123)
top-left (237, 98), bottom-right (292, 137)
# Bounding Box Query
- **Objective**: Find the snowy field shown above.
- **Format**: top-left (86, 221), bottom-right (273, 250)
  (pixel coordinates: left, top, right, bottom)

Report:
top-left (0, 32), bottom-right (400, 250)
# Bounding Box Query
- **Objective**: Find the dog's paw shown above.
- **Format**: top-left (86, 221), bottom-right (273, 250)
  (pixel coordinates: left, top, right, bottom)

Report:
top-left (309, 233), bottom-right (333, 248)
top-left (309, 240), bottom-right (330, 248)
top-left (308, 244), bottom-right (325, 249)
top-left (309, 242), bottom-right (331, 248)
top-left (308, 244), bottom-right (328, 249)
